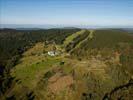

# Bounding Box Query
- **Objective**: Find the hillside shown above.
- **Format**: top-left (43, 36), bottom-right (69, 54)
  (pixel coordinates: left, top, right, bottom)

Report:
top-left (71, 30), bottom-right (133, 57)
top-left (0, 29), bottom-right (133, 100)
top-left (0, 28), bottom-right (80, 64)
top-left (0, 28), bottom-right (80, 99)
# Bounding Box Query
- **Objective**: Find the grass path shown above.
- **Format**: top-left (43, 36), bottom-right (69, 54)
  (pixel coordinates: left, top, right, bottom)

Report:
top-left (63, 30), bottom-right (86, 47)
top-left (70, 30), bottom-right (95, 52)
top-left (88, 30), bottom-right (94, 39)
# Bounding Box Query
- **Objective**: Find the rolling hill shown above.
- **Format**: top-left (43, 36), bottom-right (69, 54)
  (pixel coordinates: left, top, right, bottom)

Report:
top-left (0, 29), bottom-right (133, 100)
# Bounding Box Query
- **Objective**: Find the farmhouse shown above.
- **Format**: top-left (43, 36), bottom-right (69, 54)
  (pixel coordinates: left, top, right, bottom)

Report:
top-left (48, 51), bottom-right (59, 56)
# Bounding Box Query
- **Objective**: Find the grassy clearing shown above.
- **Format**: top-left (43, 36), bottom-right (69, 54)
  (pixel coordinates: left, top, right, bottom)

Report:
top-left (11, 43), bottom-right (62, 88)
top-left (72, 30), bottom-right (93, 49)
top-left (12, 56), bottom-right (61, 88)
top-left (88, 30), bottom-right (94, 39)
top-left (70, 30), bottom-right (94, 53)
top-left (63, 30), bottom-right (85, 47)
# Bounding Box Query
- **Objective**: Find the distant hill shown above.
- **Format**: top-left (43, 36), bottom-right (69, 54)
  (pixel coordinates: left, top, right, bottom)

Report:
top-left (121, 28), bottom-right (133, 33)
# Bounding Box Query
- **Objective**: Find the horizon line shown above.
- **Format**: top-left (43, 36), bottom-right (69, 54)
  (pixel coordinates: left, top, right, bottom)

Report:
top-left (1, 24), bottom-right (133, 28)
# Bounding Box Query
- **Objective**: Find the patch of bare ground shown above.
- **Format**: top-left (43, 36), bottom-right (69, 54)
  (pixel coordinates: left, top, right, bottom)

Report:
top-left (48, 73), bottom-right (62, 83)
top-left (48, 74), bottom-right (74, 94)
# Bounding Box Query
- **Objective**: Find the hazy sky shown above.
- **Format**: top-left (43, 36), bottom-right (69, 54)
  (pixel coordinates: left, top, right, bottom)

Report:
top-left (0, 0), bottom-right (133, 27)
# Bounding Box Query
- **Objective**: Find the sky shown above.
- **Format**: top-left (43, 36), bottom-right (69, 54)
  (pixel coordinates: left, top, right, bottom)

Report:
top-left (0, 0), bottom-right (133, 27)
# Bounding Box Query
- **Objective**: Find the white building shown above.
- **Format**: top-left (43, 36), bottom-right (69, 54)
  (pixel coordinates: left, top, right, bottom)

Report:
top-left (48, 51), bottom-right (59, 56)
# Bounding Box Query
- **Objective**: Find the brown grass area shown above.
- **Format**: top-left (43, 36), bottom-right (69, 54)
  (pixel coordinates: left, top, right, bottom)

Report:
top-left (72, 57), bottom-right (110, 81)
top-left (48, 73), bottom-right (62, 83)
top-left (48, 75), bottom-right (74, 94)
top-left (23, 42), bottom-right (44, 56)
